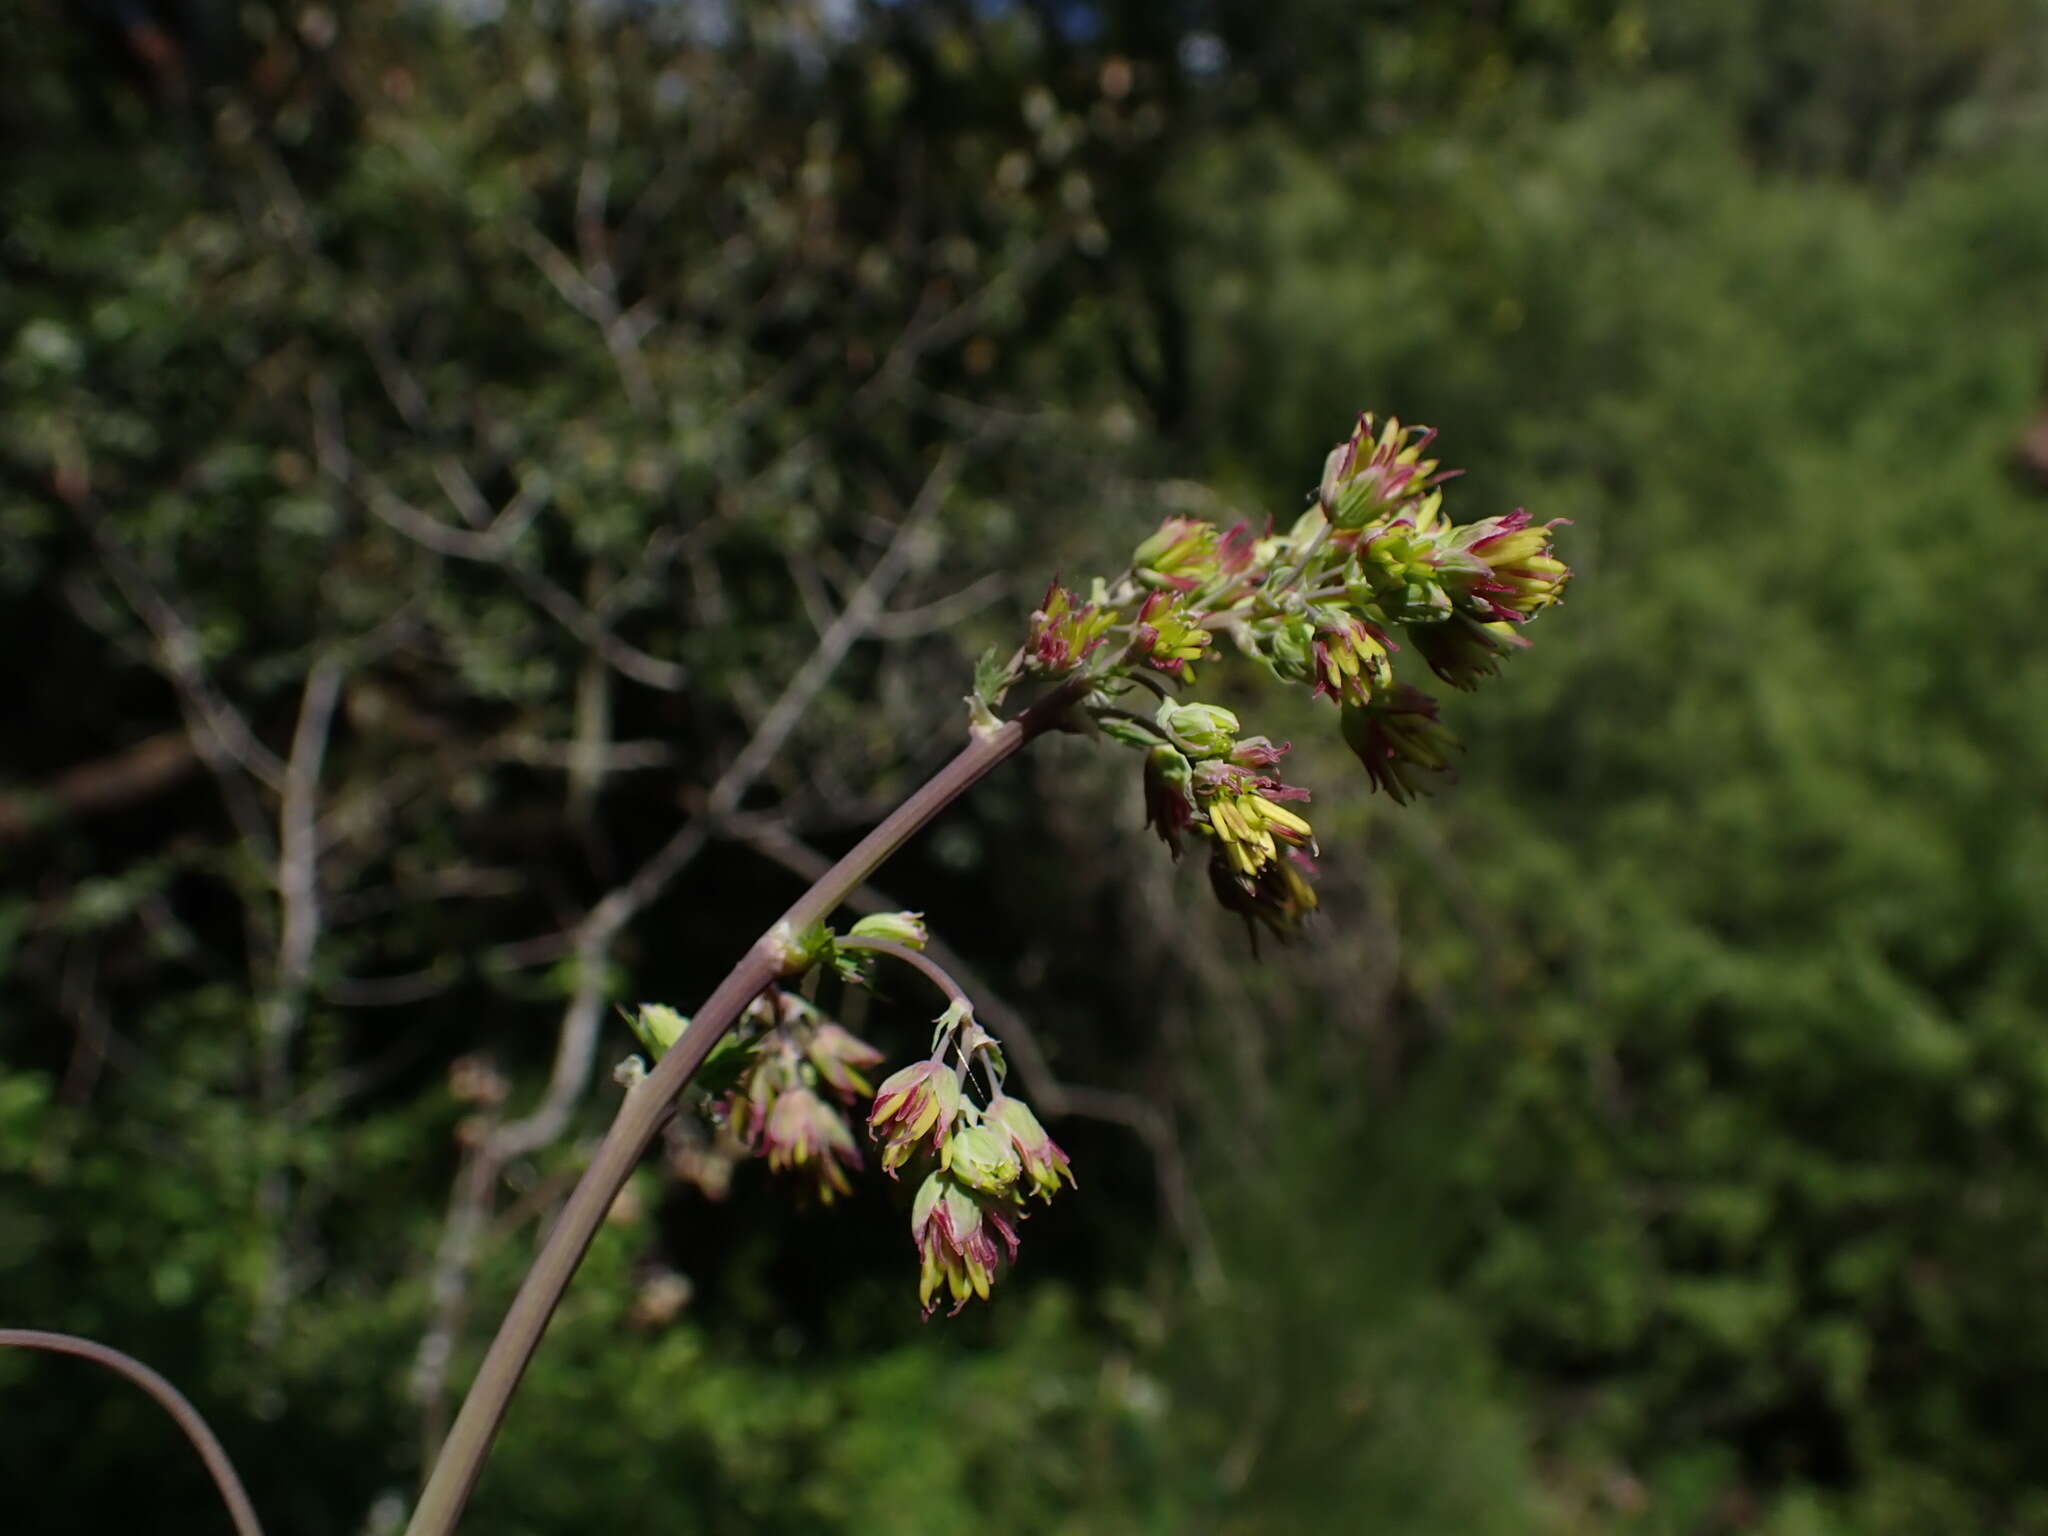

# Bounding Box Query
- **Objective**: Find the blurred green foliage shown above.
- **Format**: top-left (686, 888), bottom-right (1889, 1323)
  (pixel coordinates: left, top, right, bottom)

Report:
top-left (5, 1), bottom-right (2048, 1531)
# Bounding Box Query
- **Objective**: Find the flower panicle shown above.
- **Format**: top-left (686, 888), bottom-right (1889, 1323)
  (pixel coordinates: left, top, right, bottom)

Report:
top-left (865, 997), bottom-right (1072, 1312)
top-left (675, 985), bottom-right (884, 1205)
top-left (1065, 413), bottom-right (1567, 894)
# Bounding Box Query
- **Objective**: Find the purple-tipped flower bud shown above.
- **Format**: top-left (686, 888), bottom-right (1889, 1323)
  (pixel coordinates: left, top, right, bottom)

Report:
top-left (1340, 686), bottom-right (1461, 804)
top-left (1209, 847), bottom-right (1320, 944)
top-left (1132, 516), bottom-right (1221, 591)
top-left (1309, 616), bottom-right (1393, 708)
top-left (1448, 510), bottom-right (1572, 622)
top-left (1320, 414), bottom-right (1454, 529)
top-left (805, 1021), bottom-right (885, 1100)
top-left (1025, 581), bottom-right (1118, 676)
top-left (1408, 613), bottom-right (1530, 690)
top-left (869, 1058), bottom-right (964, 1174)
top-left (1142, 745), bottom-right (1197, 856)
top-left (910, 1171), bottom-right (1021, 1315)
top-left (762, 1087), bottom-right (863, 1203)
top-left (847, 910), bottom-right (929, 950)
top-left (1131, 590), bottom-right (1213, 680)
top-left (1228, 736), bottom-right (1290, 770)
top-left (984, 1095), bottom-right (1074, 1201)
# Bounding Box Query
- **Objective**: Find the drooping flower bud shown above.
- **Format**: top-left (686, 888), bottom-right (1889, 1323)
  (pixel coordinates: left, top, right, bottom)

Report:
top-left (762, 1087), bottom-right (864, 1203)
top-left (1208, 847), bottom-right (1320, 944)
top-left (984, 1095), bottom-right (1074, 1201)
top-left (805, 1021), bottom-right (885, 1100)
top-left (847, 910), bottom-right (929, 950)
top-left (869, 1057), bottom-right (964, 1174)
top-left (1407, 613), bottom-right (1530, 690)
top-left (1192, 760), bottom-right (1315, 878)
top-left (1257, 611), bottom-right (1319, 689)
top-left (1340, 686), bottom-right (1461, 803)
top-left (910, 1171), bottom-right (1021, 1315)
top-left (1142, 745), bottom-right (1197, 857)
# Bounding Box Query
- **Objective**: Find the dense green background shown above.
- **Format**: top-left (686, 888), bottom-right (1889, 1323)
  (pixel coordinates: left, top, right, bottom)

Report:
top-left (7, 2), bottom-right (2048, 1530)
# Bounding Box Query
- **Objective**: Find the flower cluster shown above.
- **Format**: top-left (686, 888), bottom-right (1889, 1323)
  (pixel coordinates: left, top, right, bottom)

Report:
top-left (632, 987), bottom-right (881, 1205)
top-left (622, 409), bottom-right (1566, 1318)
top-left (632, 913), bottom-right (1071, 1314)
top-left (972, 411), bottom-right (1570, 940)
top-left (869, 1002), bottom-right (1072, 1315)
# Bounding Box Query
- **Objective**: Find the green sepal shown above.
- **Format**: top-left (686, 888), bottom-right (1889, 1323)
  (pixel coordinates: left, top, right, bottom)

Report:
top-left (628, 1002), bottom-right (689, 1057)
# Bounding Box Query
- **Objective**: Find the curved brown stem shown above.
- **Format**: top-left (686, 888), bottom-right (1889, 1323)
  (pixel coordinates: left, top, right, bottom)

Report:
top-left (0, 1328), bottom-right (265, 1536)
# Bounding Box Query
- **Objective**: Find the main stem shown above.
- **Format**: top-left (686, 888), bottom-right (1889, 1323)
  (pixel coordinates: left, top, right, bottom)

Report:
top-left (404, 688), bottom-right (1077, 1536)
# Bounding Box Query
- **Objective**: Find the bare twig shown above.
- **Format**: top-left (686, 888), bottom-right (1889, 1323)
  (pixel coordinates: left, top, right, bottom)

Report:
top-left (315, 363), bottom-right (688, 694)
top-left (60, 486), bottom-right (282, 860)
top-left (0, 730), bottom-right (200, 846)
top-left (867, 572), bottom-right (1008, 639)
top-left (252, 652), bottom-right (346, 1353)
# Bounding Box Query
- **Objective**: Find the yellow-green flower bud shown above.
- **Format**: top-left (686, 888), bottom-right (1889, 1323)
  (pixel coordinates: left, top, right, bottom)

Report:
top-left (629, 1003), bottom-right (689, 1058)
top-left (942, 1123), bottom-right (1022, 1195)
top-left (848, 911), bottom-right (929, 950)
top-left (1155, 700), bottom-right (1239, 758)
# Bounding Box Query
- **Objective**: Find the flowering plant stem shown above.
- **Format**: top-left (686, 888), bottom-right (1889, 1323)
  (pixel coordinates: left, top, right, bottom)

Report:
top-left (403, 681), bottom-right (1083, 1536)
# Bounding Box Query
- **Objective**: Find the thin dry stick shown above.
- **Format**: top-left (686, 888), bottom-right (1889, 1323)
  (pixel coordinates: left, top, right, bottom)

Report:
top-left (0, 1329), bottom-right (265, 1536)
top-left (253, 654), bottom-right (346, 1353)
